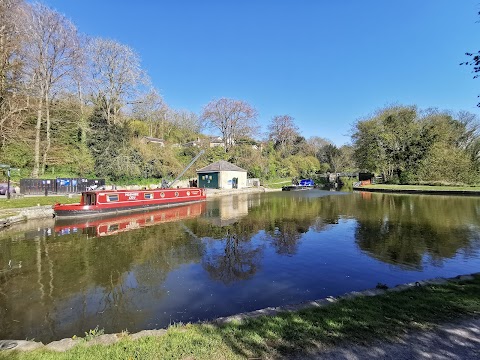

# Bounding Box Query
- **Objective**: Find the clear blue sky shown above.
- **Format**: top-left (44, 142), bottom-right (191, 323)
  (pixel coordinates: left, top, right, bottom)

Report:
top-left (42, 0), bottom-right (480, 145)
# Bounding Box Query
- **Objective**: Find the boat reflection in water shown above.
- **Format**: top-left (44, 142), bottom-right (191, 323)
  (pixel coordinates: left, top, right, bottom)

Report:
top-left (54, 202), bottom-right (206, 238)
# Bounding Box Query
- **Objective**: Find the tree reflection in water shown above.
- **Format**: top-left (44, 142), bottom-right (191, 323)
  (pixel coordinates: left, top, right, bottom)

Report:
top-left (265, 221), bottom-right (304, 256)
top-left (202, 227), bottom-right (264, 284)
top-left (351, 193), bottom-right (480, 268)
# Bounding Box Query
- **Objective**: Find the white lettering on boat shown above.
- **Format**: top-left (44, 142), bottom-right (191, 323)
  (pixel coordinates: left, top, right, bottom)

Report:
top-left (126, 192), bottom-right (139, 200)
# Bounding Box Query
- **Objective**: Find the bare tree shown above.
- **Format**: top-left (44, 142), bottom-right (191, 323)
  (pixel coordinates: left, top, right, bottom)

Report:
top-left (0, 0), bottom-right (29, 148)
top-left (132, 89), bottom-right (166, 138)
top-left (267, 115), bottom-right (300, 151)
top-left (71, 34), bottom-right (91, 144)
top-left (23, 2), bottom-right (82, 176)
top-left (168, 109), bottom-right (203, 140)
top-left (88, 37), bottom-right (149, 125)
top-left (304, 136), bottom-right (333, 161)
top-left (201, 98), bottom-right (258, 151)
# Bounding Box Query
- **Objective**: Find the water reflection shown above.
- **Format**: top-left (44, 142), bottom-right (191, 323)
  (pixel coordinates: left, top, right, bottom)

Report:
top-left (202, 228), bottom-right (264, 284)
top-left (0, 191), bottom-right (480, 342)
top-left (55, 202), bottom-right (206, 238)
top-left (351, 193), bottom-right (480, 268)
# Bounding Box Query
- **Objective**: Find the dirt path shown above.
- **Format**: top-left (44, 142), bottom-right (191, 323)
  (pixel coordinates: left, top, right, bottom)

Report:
top-left (284, 318), bottom-right (480, 360)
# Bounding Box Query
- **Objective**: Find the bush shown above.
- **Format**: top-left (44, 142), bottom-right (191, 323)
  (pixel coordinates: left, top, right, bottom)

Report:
top-left (339, 177), bottom-right (355, 191)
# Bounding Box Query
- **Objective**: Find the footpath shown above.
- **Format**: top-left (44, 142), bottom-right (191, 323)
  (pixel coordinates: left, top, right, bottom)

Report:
top-left (287, 318), bottom-right (480, 360)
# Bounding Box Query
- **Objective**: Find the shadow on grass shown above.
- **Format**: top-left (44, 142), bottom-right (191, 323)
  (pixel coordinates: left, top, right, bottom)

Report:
top-left (1, 276), bottom-right (478, 360)
top-left (200, 276), bottom-right (480, 359)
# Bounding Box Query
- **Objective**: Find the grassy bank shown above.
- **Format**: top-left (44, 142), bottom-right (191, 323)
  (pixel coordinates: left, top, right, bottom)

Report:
top-left (262, 178), bottom-right (292, 189)
top-left (0, 196), bottom-right (80, 210)
top-left (3, 275), bottom-right (479, 360)
top-left (358, 184), bottom-right (480, 192)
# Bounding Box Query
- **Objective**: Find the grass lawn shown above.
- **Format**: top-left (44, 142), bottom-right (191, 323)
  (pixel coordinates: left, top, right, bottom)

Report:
top-left (360, 184), bottom-right (480, 192)
top-left (3, 275), bottom-right (479, 360)
top-left (263, 178), bottom-right (292, 189)
top-left (0, 195), bottom-right (80, 210)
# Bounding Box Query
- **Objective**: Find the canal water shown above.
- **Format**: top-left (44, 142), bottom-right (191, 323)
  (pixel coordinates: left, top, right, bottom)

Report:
top-left (1, 190), bottom-right (479, 342)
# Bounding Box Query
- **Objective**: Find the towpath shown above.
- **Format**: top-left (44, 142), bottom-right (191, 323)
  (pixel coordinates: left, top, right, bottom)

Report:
top-left (285, 317), bottom-right (480, 360)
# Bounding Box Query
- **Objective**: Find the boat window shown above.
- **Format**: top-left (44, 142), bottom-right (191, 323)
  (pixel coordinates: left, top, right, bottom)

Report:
top-left (84, 193), bottom-right (96, 205)
top-left (175, 192), bottom-right (179, 197)
top-left (144, 193), bottom-right (153, 199)
top-left (108, 224), bottom-right (119, 232)
top-left (107, 194), bottom-right (119, 202)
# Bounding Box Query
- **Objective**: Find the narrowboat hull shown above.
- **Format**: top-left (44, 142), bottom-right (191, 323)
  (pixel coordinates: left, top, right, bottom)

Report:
top-left (282, 185), bottom-right (315, 191)
top-left (55, 202), bottom-right (206, 237)
top-left (53, 188), bottom-right (206, 218)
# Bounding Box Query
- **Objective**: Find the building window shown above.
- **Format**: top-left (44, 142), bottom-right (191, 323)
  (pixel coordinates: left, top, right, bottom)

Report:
top-left (107, 194), bottom-right (119, 202)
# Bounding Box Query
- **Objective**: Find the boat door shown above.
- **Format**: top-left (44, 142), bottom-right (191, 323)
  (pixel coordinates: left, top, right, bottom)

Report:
top-left (84, 192), bottom-right (96, 205)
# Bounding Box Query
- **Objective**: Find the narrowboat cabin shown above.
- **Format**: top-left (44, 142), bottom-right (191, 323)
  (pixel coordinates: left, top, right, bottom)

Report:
top-left (53, 188), bottom-right (206, 218)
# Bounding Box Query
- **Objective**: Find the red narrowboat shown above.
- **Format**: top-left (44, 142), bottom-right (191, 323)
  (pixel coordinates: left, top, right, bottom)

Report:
top-left (53, 187), bottom-right (206, 218)
top-left (55, 202), bottom-right (206, 237)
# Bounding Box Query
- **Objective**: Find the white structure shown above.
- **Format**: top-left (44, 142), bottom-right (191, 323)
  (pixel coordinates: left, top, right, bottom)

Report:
top-left (197, 160), bottom-right (248, 189)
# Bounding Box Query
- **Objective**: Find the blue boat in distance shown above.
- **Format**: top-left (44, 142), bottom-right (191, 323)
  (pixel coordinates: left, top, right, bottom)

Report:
top-left (282, 178), bottom-right (315, 191)
top-left (299, 179), bottom-right (314, 187)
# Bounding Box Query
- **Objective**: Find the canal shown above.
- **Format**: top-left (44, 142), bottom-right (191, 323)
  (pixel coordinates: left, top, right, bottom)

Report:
top-left (1, 190), bottom-right (479, 342)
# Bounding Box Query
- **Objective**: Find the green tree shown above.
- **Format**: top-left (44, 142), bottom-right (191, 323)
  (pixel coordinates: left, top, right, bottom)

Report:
top-left (87, 108), bottom-right (133, 180)
top-left (352, 105), bottom-right (479, 184)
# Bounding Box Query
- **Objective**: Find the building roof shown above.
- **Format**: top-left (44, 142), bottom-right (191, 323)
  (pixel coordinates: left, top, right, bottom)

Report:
top-left (197, 160), bottom-right (247, 173)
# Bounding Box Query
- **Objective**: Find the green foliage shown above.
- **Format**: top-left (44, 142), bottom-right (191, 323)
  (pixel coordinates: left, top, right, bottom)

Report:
top-left (88, 108), bottom-right (143, 181)
top-left (352, 105), bottom-right (480, 184)
top-left (129, 119), bottom-right (150, 138)
top-left (83, 326), bottom-right (105, 341)
top-left (0, 141), bottom-right (33, 168)
top-left (339, 176), bottom-right (355, 191)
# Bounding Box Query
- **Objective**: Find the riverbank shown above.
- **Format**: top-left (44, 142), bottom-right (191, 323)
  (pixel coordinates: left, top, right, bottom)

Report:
top-left (354, 184), bottom-right (480, 196)
top-left (0, 187), bottom-right (275, 229)
top-left (1, 272), bottom-right (479, 359)
top-left (0, 205), bottom-right (54, 229)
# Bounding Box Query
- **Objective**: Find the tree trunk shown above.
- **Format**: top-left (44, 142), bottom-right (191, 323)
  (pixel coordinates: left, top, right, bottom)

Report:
top-left (41, 91), bottom-right (51, 175)
top-left (77, 82), bottom-right (87, 143)
top-left (32, 98), bottom-right (43, 178)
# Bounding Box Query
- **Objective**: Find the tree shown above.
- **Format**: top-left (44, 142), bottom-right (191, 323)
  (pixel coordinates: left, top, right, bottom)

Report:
top-left (323, 144), bottom-right (341, 172)
top-left (88, 37), bottom-right (148, 125)
top-left (23, 2), bottom-right (82, 176)
top-left (165, 109), bottom-right (203, 143)
top-left (352, 105), bottom-right (479, 184)
top-left (267, 115), bottom-right (299, 153)
top-left (304, 136), bottom-right (332, 158)
top-left (352, 106), bottom-right (419, 181)
top-left (87, 107), bottom-right (130, 180)
top-left (463, 51), bottom-right (480, 106)
top-left (0, 0), bottom-right (29, 149)
top-left (132, 89), bottom-right (166, 138)
top-left (201, 98), bottom-right (258, 151)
